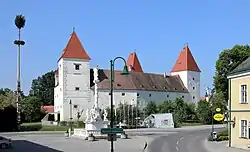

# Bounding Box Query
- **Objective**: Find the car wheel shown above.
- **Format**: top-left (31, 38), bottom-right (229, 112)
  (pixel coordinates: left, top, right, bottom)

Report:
top-left (1, 143), bottom-right (7, 149)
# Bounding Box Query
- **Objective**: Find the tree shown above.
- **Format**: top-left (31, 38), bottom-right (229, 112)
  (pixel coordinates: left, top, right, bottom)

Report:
top-left (214, 45), bottom-right (250, 100)
top-left (29, 71), bottom-right (55, 105)
top-left (22, 96), bottom-right (44, 122)
top-left (172, 98), bottom-right (186, 126)
top-left (210, 91), bottom-right (227, 120)
top-left (196, 100), bottom-right (212, 124)
top-left (183, 102), bottom-right (198, 121)
top-left (158, 100), bottom-right (174, 113)
top-left (0, 88), bottom-right (16, 110)
top-left (145, 101), bottom-right (158, 116)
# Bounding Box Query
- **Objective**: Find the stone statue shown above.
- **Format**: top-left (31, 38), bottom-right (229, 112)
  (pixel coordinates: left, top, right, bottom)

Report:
top-left (85, 108), bottom-right (90, 122)
top-left (103, 109), bottom-right (108, 121)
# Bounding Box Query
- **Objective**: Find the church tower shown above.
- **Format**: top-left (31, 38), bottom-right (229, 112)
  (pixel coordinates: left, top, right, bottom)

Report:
top-left (54, 30), bottom-right (91, 121)
top-left (170, 45), bottom-right (201, 103)
top-left (126, 52), bottom-right (143, 72)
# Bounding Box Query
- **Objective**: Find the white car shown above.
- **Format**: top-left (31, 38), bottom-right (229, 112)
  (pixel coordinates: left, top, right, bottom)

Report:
top-left (0, 136), bottom-right (12, 149)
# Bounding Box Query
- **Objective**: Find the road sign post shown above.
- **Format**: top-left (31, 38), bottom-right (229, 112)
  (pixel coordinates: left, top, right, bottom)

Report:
top-left (101, 128), bottom-right (124, 134)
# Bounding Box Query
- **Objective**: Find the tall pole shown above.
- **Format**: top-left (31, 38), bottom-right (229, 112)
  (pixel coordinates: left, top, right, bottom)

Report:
top-left (110, 60), bottom-right (114, 152)
top-left (109, 57), bottom-right (129, 152)
top-left (228, 78), bottom-right (232, 147)
top-left (14, 14), bottom-right (26, 131)
top-left (69, 100), bottom-right (73, 131)
top-left (16, 29), bottom-right (21, 131)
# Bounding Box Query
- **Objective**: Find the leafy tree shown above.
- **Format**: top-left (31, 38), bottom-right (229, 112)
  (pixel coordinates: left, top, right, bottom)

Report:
top-left (22, 96), bottom-right (45, 122)
top-left (29, 70), bottom-right (55, 105)
top-left (158, 100), bottom-right (175, 113)
top-left (196, 100), bottom-right (212, 124)
top-left (145, 101), bottom-right (158, 116)
top-left (214, 45), bottom-right (250, 100)
top-left (183, 103), bottom-right (198, 121)
top-left (172, 98), bottom-right (186, 126)
top-left (210, 91), bottom-right (227, 122)
top-left (0, 89), bottom-right (16, 110)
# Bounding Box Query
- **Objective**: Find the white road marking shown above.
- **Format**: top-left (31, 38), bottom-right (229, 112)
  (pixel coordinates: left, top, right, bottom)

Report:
top-left (176, 137), bottom-right (184, 145)
top-left (176, 146), bottom-right (179, 151)
top-left (180, 137), bottom-right (184, 140)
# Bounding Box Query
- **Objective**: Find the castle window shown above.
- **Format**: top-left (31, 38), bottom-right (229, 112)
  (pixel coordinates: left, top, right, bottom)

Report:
top-left (193, 96), bottom-right (195, 99)
top-left (122, 93), bottom-right (125, 96)
top-left (74, 64), bottom-right (80, 70)
top-left (75, 87), bottom-right (80, 91)
top-left (109, 92), bottom-right (111, 95)
top-left (193, 87), bottom-right (195, 90)
top-left (73, 105), bottom-right (78, 108)
top-left (167, 95), bottom-right (169, 98)
top-left (193, 77), bottom-right (195, 80)
top-left (182, 96), bottom-right (184, 98)
top-left (149, 94), bottom-right (152, 97)
top-left (137, 93), bottom-right (140, 97)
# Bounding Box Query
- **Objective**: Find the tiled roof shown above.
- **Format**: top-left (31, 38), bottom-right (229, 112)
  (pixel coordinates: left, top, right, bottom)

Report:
top-left (228, 56), bottom-right (250, 76)
top-left (126, 52), bottom-right (143, 72)
top-left (90, 69), bottom-right (189, 92)
top-left (171, 45), bottom-right (200, 72)
top-left (58, 31), bottom-right (91, 62)
top-left (41, 106), bottom-right (54, 113)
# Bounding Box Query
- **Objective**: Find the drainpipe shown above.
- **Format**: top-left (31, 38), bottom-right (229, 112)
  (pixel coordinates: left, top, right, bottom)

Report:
top-left (228, 78), bottom-right (232, 147)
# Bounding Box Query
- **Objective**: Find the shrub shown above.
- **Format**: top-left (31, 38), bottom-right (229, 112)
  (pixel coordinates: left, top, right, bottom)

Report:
top-left (20, 124), bottom-right (42, 131)
top-left (59, 121), bottom-right (67, 126)
top-left (217, 129), bottom-right (228, 137)
top-left (216, 136), bottom-right (229, 141)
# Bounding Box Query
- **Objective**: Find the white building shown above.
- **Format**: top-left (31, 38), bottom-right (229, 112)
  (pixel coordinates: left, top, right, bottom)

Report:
top-left (54, 31), bottom-right (201, 121)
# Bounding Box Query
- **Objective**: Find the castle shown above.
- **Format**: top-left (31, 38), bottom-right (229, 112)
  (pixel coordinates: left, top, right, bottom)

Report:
top-left (53, 31), bottom-right (201, 121)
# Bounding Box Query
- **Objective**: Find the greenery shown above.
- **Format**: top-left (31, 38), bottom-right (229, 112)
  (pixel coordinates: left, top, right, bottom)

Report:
top-left (214, 45), bottom-right (250, 100)
top-left (29, 70), bottom-right (55, 105)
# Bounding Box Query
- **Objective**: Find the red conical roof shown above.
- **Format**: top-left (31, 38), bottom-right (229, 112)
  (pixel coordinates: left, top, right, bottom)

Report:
top-left (58, 31), bottom-right (91, 61)
top-left (171, 45), bottom-right (200, 72)
top-left (126, 52), bottom-right (143, 72)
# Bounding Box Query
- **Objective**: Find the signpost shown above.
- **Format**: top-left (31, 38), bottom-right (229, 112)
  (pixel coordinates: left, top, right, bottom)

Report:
top-left (213, 113), bottom-right (225, 121)
top-left (101, 128), bottom-right (124, 134)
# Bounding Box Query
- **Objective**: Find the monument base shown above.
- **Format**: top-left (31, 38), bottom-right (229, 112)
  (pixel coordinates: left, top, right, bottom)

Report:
top-left (73, 120), bottom-right (109, 139)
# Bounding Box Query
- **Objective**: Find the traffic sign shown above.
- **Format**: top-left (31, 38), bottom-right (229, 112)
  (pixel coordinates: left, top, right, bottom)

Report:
top-left (101, 128), bottom-right (124, 134)
top-left (213, 113), bottom-right (224, 121)
top-left (216, 108), bottom-right (221, 112)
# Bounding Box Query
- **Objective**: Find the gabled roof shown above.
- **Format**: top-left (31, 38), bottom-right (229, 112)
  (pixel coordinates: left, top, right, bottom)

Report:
top-left (228, 56), bottom-right (250, 76)
top-left (58, 31), bottom-right (91, 62)
top-left (171, 45), bottom-right (200, 72)
top-left (90, 69), bottom-right (188, 93)
top-left (126, 52), bottom-right (143, 72)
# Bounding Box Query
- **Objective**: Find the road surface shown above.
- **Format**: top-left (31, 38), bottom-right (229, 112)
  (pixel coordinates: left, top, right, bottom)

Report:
top-left (148, 128), bottom-right (223, 152)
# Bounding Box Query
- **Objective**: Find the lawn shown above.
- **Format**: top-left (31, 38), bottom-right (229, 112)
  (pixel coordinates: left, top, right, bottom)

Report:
top-left (180, 122), bottom-right (203, 126)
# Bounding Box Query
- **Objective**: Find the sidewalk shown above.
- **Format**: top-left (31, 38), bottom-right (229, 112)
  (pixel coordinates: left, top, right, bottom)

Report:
top-left (203, 139), bottom-right (250, 152)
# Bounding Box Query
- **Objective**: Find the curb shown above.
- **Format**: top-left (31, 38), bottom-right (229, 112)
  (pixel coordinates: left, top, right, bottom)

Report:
top-left (0, 131), bottom-right (65, 135)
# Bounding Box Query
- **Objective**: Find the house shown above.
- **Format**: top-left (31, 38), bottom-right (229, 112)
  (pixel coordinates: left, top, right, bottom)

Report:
top-left (227, 56), bottom-right (250, 149)
top-left (53, 30), bottom-right (201, 121)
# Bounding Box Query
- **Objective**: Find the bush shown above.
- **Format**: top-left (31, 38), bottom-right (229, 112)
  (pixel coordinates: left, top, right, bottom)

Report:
top-left (218, 129), bottom-right (228, 137)
top-left (216, 136), bottom-right (229, 141)
top-left (59, 121), bottom-right (67, 126)
top-left (20, 124), bottom-right (42, 131)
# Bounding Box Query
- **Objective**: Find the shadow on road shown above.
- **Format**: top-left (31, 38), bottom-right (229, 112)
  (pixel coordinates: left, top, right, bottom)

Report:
top-left (1, 140), bottom-right (62, 152)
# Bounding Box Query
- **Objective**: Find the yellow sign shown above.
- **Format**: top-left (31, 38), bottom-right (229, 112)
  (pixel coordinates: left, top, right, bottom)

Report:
top-left (216, 108), bottom-right (221, 112)
top-left (213, 113), bottom-right (224, 121)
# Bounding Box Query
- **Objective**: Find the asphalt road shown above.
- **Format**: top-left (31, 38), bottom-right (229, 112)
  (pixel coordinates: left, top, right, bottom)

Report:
top-left (148, 128), bottom-right (223, 152)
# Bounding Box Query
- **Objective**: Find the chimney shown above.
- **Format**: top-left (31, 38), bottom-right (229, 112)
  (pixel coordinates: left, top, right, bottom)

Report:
top-left (164, 72), bottom-right (166, 78)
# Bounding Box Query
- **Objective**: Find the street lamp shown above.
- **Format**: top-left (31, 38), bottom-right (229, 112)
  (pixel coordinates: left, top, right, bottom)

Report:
top-left (14, 14), bottom-right (26, 131)
top-left (110, 57), bottom-right (129, 152)
top-left (69, 99), bottom-right (73, 132)
top-left (205, 87), bottom-right (214, 136)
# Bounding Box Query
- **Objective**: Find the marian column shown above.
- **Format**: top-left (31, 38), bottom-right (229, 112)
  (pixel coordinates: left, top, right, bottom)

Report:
top-left (93, 65), bottom-right (99, 109)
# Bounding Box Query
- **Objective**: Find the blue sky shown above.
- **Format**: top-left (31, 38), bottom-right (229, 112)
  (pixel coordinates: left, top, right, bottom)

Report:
top-left (0, 1), bottom-right (249, 96)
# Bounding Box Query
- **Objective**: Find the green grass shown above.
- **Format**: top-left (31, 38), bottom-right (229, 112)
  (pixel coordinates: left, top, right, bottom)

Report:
top-left (180, 122), bottom-right (203, 126)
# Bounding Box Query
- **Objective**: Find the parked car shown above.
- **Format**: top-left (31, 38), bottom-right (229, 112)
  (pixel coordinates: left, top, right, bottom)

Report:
top-left (0, 136), bottom-right (12, 149)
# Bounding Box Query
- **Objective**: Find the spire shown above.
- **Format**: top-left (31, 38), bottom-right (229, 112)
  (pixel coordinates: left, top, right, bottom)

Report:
top-left (126, 51), bottom-right (143, 72)
top-left (58, 31), bottom-right (91, 62)
top-left (171, 45), bottom-right (200, 72)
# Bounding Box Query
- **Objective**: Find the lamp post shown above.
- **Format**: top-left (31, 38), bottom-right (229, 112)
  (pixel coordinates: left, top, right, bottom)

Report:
top-left (69, 99), bottom-right (73, 132)
top-left (205, 87), bottom-right (214, 135)
top-left (110, 57), bottom-right (129, 152)
top-left (14, 14), bottom-right (26, 131)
